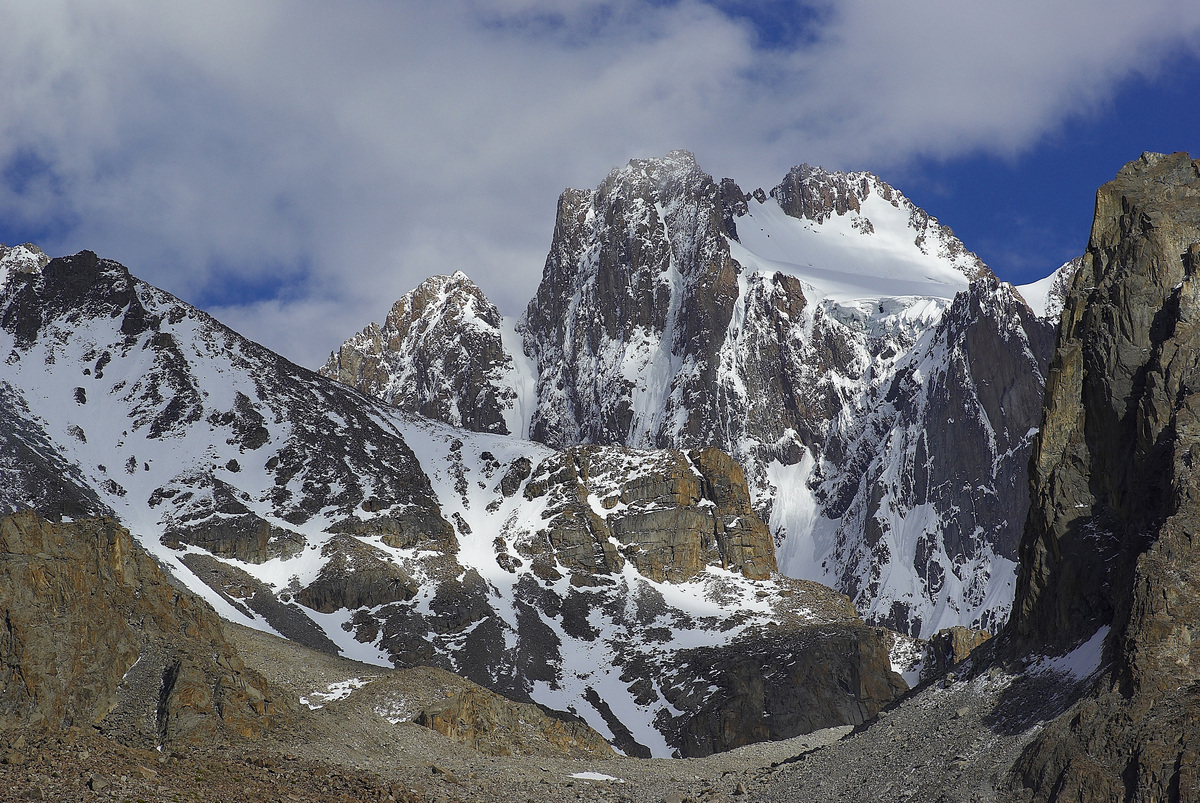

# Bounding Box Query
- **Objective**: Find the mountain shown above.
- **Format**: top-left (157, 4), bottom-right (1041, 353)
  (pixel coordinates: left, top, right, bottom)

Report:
top-left (6, 152), bottom-right (1199, 801)
top-left (326, 150), bottom-right (1055, 638)
top-left (319, 270), bottom-right (534, 437)
top-left (0, 249), bottom-right (905, 758)
top-left (1015, 256), bottom-right (1084, 322)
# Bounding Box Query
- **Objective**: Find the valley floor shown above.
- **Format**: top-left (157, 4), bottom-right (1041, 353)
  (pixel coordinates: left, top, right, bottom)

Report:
top-left (2, 621), bottom-right (1091, 803)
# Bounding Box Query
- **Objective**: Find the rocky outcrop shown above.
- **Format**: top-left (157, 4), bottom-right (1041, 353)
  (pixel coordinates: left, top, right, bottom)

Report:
top-left (160, 477), bottom-right (305, 563)
top-left (179, 552), bottom-right (343, 655)
top-left (415, 685), bottom-right (615, 758)
top-left (0, 511), bottom-right (291, 744)
top-left (1008, 152), bottom-right (1200, 801)
top-left (519, 445), bottom-right (775, 582)
top-left (295, 535), bottom-right (419, 613)
top-left (667, 619), bottom-right (906, 756)
top-left (922, 626), bottom-right (992, 678)
top-left (320, 271), bottom-right (525, 435)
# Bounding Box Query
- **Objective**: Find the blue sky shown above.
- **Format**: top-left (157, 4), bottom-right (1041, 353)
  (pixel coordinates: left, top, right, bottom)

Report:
top-left (1, 1), bottom-right (1199, 365)
top-left (898, 53), bottom-right (1200, 285)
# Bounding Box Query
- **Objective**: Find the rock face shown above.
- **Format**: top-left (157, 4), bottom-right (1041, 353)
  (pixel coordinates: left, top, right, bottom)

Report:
top-left (0, 511), bottom-right (290, 744)
top-left (1008, 152), bottom-right (1200, 800)
top-left (415, 684), bottom-right (615, 758)
top-left (922, 626), bottom-right (992, 678)
top-left (519, 445), bottom-right (775, 582)
top-left (785, 278), bottom-right (1056, 636)
top-left (320, 271), bottom-right (528, 436)
top-left (665, 616), bottom-right (906, 757)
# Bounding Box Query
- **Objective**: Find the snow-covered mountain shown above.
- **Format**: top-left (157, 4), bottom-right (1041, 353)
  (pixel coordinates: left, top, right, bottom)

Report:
top-left (1015, 256), bottom-right (1084, 321)
top-left (327, 151), bottom-right (1056, 637)
top-left (320, 271), bottom-right (535, 437)
top-left (775, 280), bottom-right (1055, 634)
top-left (0, 249), bottom-right (906, 758)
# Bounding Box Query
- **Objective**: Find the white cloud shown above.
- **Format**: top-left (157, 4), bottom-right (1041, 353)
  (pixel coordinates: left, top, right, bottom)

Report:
top-left (1, 0), bottom-right (1197, 367)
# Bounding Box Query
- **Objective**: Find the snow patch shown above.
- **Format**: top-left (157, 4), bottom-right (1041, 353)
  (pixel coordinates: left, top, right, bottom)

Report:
top-left (299, 677), bottom-right (375, 709)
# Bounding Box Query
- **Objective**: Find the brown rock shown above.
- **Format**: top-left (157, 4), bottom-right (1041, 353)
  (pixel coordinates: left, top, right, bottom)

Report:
top-left (415, 686), bottom-right (614, 759)
top-left (0, 511), bottom-right (291, 743)
top-left (519, 445), bottom-right (775, 583)
top-left (924, 626), bottom-right (992, 677)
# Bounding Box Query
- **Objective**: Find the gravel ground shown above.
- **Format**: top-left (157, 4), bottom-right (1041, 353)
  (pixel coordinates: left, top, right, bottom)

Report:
top-left (225, 623), bottom-right (854, 802)
top-left (758, 661), bottom-right (1094, 803)
top-left (1, 624), bottom-right (1085, 803)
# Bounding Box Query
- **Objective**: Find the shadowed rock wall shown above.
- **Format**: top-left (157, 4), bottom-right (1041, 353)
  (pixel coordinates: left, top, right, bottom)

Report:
top-left (1010, 152), bottom-right (1200, 801)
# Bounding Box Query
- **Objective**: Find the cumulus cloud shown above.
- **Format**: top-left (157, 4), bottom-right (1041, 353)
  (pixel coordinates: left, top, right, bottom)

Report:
top-left (1, 0), bottom-right (1198, 366)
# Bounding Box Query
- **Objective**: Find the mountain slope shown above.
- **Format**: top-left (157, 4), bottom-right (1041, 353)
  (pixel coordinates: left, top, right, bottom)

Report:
top-left (776, 279), bottom-right (1055, 634)
top-left (0, 249), bottom-right (905, 758)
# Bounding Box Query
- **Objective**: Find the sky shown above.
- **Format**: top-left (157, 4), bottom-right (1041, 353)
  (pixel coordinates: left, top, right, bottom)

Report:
top-left (2, 1), bottom-right (1199, 368)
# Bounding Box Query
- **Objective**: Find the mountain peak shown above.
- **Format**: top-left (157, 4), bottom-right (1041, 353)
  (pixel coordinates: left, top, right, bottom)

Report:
top-left (761, 163), bottom-right (991, 284)
top-left (320, 270), bottom-right (529, 435)
top-left (0, 242), bottom-right (51, 291)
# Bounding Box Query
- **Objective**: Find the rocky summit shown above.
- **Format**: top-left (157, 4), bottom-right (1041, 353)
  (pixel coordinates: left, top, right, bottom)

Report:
top-left (319, 270), bottom-right (531, 436)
